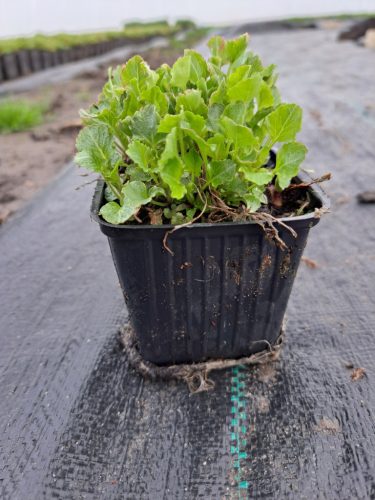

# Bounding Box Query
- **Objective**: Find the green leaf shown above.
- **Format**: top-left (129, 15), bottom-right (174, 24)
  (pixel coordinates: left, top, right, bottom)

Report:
top-left (176, 89), bottom-right (207, 116)
top-left (121, 180), bottom-right (153, 206)
top-left (258, 81), bottom-right (274, 109)
top-left (274, 142), bottom-right (307, 190)
top-left (227, 74), bottom-right (262, 103)
top-left (183, 128), bottom-right (209, 158)
top-left (184, 148), bottom-right (202, 177)
top-left (225, 34), bottom-right (249, 64)
top-left (249, 107), bottom-right (274, 128)
top-left (99, 180), bottom-right (154, 224)
top-left (99, 201), bottom-right (127, 224)
top-left (208, 35), bottom-right (226, 60)
top-left (207, 104), bottom-right (224, 132)
top-left (207, 160), bottom-right (237, 188)
top-left (129, 104), bottom-right (158, 143)
top-left (141, 86), bottom-right (168, 115)
top-left (126, 140), bottom-right (153, 172)
top-left (171, 51), bottom-right (208, 89)
top-left (158, 114), bottom-right (181, 134)
top-left (220, 116), bottom-right (256, 153)
top-left (223, 102), bottom-right (246, 124)
top-left (240, 167), bottom-right (274, 185)
top-left (121, 55), bottom-right (156, 90)
top-left (247, 53), bottom-right (264, 73)
top-left (156, 64), bottom-right (172, 91)
top-left (170, 56), bottom-right (190, 89)
top-left (184, 50), bottom-right (208, 82)
top-left (209, 80), bottom-right (227, 106)
top-left (159, 127), bottom-right (179, 165)
top-left (127, 166), bottom-right (152, 182)
top-left (265, 104), bottom-right (302, 144)
top-left (207, 133), bottom-right (226, 160)
top-left (243, 186), bottom-right (268, 212)
top-left (227, 65), bottom-right (251, 87)
top-left (160, 158), bottom-right (187, 199)
top-left (158, 128), bottom-right (191, 197)
top-left (179, 111), bottom-right (206, 135)
top-left (158, 111), bottom-right (206, 139)
top-left (75, 124), bottom-right (121, 172)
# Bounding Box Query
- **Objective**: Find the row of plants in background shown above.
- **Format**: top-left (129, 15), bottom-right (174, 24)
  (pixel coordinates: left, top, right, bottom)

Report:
top-left (0, 20), bottom-right (195, 54)
top-left (0, 19), bottom-right (199, 82)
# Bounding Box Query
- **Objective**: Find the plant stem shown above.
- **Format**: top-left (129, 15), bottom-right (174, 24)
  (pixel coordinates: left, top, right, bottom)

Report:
top-left (150, 200), bottom-right (168, 207)
top-left (178, 129), bottom-right (186, 157)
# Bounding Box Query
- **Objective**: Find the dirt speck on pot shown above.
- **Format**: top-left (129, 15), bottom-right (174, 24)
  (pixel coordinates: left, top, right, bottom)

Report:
top-left (314, 417), bottom-right (341, 434)
top-left (180, 261), bottom-right (193, 270)
top-left (280, 251), bottom-right (291, 277)
top-left (260, 254), bottom-right (272, 273)
top-left (227, 260), bottom-right (241, 285)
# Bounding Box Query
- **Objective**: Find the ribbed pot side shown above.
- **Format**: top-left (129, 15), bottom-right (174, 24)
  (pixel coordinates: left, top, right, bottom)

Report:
top-left (93, 180), bottom-right (327, 365)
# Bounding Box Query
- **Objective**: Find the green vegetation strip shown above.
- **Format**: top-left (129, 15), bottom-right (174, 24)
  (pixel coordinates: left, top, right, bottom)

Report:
top-left (0, 99), bottom-right (46, 133)
top-left (0, 19), bottom-right (195, 54)
top-left (287, 12), bottom-right (375, 23)
top-left (230, 366), bottom-right (250, 496)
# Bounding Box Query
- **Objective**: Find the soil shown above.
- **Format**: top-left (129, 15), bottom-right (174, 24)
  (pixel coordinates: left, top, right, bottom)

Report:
top-left (0, 46), bottom-right (182, 224)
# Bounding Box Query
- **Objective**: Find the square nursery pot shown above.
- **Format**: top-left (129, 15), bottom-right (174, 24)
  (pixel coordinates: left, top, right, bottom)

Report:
top-left (1, 52), bottom-right (20, 80)
top-left (29, 50), bottom-right (43, 72)
top-left (41, 51), bottom-right (53, 68)
top-left (91, 174), bottom-right (329, 366)
top-left (59, 49), bottom-right (71, 64)
top-left (17, 50), bottom-right (32, 76)
top-left (51, 51), bottom-right (61, 66)
top-left (0, 58), bottom-right (4, 82)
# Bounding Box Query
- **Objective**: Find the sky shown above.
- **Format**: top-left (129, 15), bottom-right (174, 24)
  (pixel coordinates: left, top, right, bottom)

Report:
top-left (0, 0), bottom-right (374, 37)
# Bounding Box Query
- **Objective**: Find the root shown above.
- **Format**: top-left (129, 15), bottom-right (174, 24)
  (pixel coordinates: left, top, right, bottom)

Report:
top-left (249, 212), bottom-right (297, 250)
top-left (119, 322), bottom-right (285, 393)
top-left (287, 172), bottom-right (331, 191)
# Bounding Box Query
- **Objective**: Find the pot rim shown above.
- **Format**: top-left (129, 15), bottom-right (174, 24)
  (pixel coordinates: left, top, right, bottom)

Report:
top-left (90, 169), bottom-right (330, 230)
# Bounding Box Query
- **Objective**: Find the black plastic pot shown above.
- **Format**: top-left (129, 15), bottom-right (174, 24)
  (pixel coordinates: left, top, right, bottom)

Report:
top-left (0, 58), bottom-right (4, 82)
top-left (91, 175), bottom-right (329, 365)
top-left (1, 53), bottom-right (20, 80)
top-left (41, 51), bottom-right (53, 69)
top-left (17, 50), bottom-right (32, 76)
top-left (29, 50), bottom-right (42, 72)
top-left (51, 51), bottom-right (60, 66)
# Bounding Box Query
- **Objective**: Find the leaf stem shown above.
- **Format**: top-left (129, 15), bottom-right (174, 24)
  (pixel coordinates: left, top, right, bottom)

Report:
top-left (150, 200), bottom-right (168, 207)
top-left (178, 129), bottom-right (186, 157)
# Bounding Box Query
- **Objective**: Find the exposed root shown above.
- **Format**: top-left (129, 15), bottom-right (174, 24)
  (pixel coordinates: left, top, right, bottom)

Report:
top-left (314, 206), bottom-right (330, 218)
top-left (287, 172), bottom-right (331, 191)
top-left (249, 212), bottom-right (297, 250)
top-left (119, 322), bottom-right (285, 393)
top-left (75, 177), bottom-right (99, 191)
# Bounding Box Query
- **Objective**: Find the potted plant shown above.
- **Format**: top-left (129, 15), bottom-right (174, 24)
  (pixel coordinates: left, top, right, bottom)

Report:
top-left (76, 34), bottom-right (328, 366)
